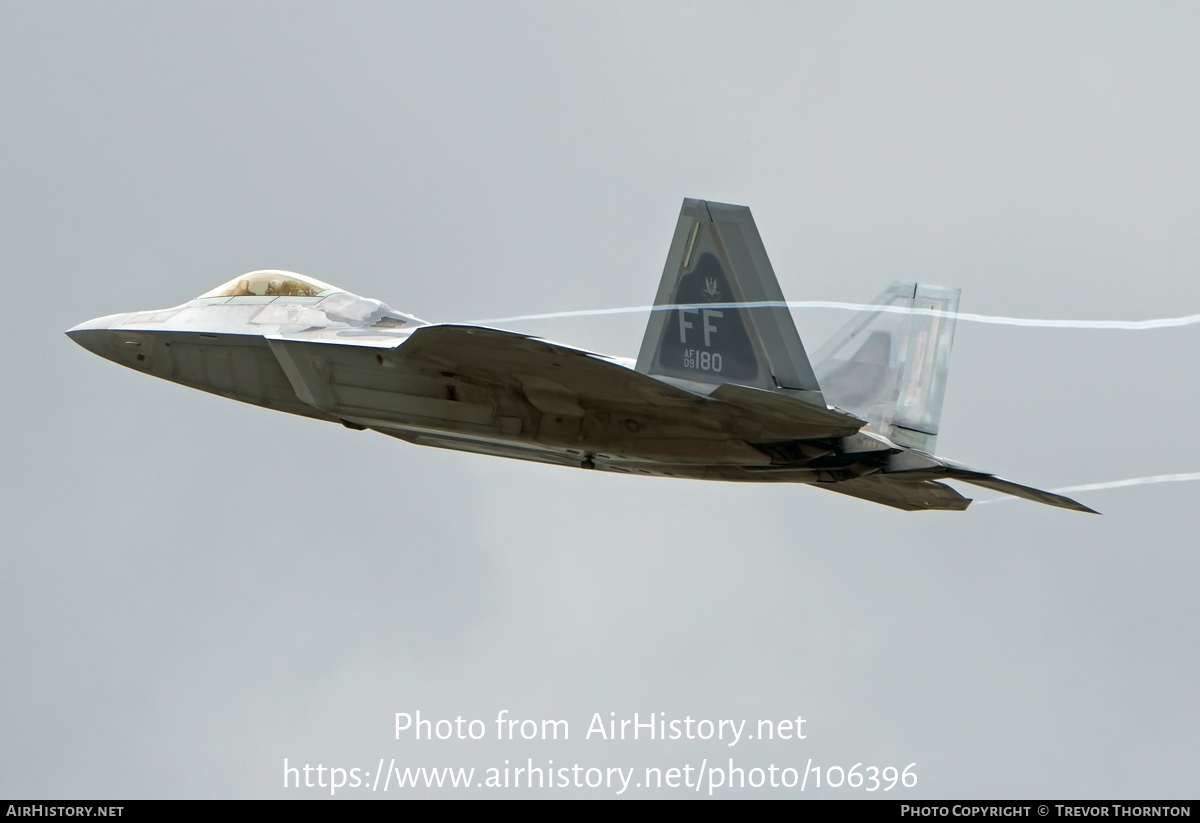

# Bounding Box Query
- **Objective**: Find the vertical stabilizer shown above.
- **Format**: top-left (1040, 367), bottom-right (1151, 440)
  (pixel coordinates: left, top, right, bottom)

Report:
top-left (812, 282), bottom-right (960, 452)
top-left (635, 199), bottom-right (824, 405)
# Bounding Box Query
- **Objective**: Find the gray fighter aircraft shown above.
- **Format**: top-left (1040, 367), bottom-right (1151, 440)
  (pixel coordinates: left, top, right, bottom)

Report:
top-left (67, 198), bottom-right (1094, 513)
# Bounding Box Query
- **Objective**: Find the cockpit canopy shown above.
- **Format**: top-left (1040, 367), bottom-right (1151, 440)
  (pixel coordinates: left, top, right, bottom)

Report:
top-left (198, 270), bottom-right (341, 300)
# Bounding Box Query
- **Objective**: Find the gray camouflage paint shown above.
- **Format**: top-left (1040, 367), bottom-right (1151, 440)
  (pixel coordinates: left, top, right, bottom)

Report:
top-left (68, 200), bottom-right (1092, 514)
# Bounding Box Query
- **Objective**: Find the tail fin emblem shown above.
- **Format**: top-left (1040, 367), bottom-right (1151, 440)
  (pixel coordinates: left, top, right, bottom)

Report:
top-left (702, 277), bottom-right (722, 301)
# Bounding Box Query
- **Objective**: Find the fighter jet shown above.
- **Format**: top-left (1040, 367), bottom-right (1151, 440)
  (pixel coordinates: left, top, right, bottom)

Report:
top-left (66, 198), bottom-right (1094, 513)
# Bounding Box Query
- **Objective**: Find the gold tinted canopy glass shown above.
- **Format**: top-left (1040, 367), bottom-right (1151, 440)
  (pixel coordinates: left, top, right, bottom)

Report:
top-left (198, 270), bottom-right (340, 299)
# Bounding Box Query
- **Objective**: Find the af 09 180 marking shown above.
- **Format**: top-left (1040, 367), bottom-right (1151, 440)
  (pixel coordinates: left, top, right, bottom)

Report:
top-left (682, 348), bottom-right (722, 372)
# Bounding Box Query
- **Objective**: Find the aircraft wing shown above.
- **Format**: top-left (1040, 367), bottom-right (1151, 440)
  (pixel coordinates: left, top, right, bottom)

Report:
top-left (708, 383), bottom-right (865, 436)
top-left (398, 324), bottom-right (704, 410)
top-left (819, 475), bottom-right (972, 512)
top-left (398, 325), bottom-right (865, 440)
top-left (265, 324), bottom-right (865, 464)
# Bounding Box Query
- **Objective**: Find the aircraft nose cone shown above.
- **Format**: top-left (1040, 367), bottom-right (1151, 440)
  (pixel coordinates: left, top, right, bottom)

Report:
top-left (66, 327), bottom-right (113, 358)
top-left (65, 313), bottom-right (134, 360)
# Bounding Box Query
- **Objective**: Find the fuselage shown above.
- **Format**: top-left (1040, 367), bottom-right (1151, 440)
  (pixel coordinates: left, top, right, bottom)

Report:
top-left (66, 264), bottom-right (1095, 513)
top-left (66, 198), bottom-right (1096, 515)
top-left (67, 270), bottom-right (904, 485)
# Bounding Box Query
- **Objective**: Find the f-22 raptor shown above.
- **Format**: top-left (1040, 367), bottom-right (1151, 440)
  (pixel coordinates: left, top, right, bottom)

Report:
top-left (67, 198), bottom-right (1095, 513)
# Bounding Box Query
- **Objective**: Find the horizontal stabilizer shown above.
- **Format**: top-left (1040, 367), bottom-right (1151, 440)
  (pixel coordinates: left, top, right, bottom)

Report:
top-left (949, 472), bottom-right (1099, 514)
top-left (883, 457), bottom-right (1099, 514)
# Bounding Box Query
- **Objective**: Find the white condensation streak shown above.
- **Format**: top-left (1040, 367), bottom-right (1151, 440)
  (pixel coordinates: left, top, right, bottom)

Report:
top-left (1052, 472), bottom-right (1200, 493)
top-left (461, 300), bottom-right (1200, 505)
top-left (464, 301), bottom-right (1200, 331)
top-left (974, 473), bottom-right (1200, 504)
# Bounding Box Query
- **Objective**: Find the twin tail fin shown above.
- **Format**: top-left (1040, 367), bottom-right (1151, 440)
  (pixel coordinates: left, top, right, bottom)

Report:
top-left (812, 282), bottom-right (960, 453)
top-left (634, 199), bottom-right (825, 406)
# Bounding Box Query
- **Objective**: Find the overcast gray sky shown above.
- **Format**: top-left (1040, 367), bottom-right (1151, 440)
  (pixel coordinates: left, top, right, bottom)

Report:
top-left (2, 1), bottom-right (1198, 798)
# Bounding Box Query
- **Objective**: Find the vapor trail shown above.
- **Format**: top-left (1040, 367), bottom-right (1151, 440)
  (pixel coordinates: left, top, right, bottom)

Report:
top-left (975, 472), bottom-right (1200, 504)
top-left (1050, 472), bottom-right (1200, 493)
top-left (466, 301), bottom-right (1200, 330)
